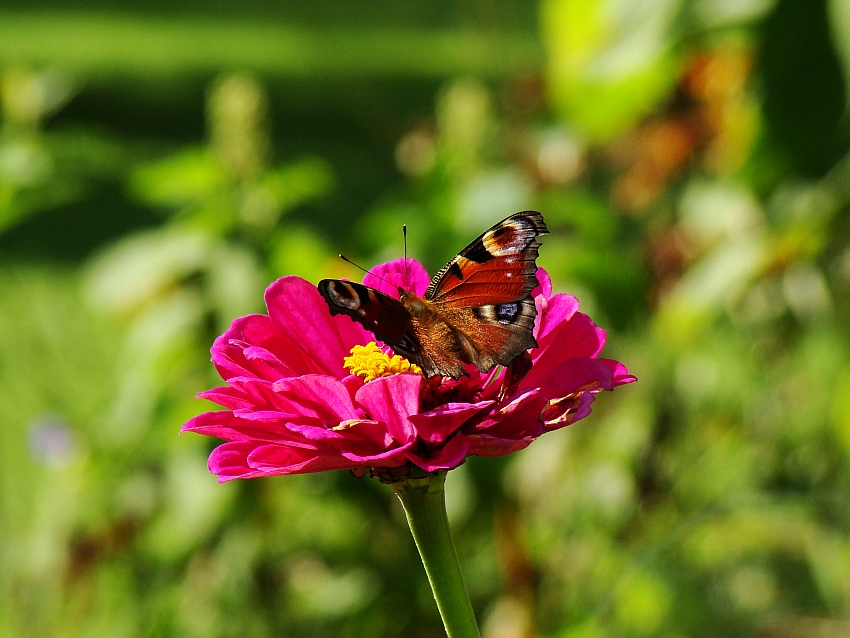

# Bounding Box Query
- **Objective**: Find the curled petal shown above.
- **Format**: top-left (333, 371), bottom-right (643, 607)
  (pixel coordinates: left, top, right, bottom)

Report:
top-left (532, 266), bottom-right (552, 299)
top-left (467, 433), bottom-right (535, 457)
top-left (285, 419), bottom-right (391, 449)
top-left (241, 344), bottom-right (294, 377)
top-left (470, 390), bottom-right (548, 441)
top-left (600, 358), bottom-right (637, 386)
top-left (231, 408), bottom-right (299, 422)
top-left (247, 444), bottom-right (357, 474)
top-left (534, 293), bottom-right (580, 342)
top-left (407, 434), bottom-right (470, 472)
top-left (340, 439), bottom-right (415, 466)
top-left (409, 400), bottom-right (494, 444)
top-left (247, 445), bottom-right (349, 473)
top-left (542, 390), bottom-right (597, 431)
top-left (208, 441), bottom-right (269, 482)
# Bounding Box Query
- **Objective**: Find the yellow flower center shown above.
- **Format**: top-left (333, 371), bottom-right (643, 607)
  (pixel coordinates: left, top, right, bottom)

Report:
top-left (344, 342), bottom-right (422, 382)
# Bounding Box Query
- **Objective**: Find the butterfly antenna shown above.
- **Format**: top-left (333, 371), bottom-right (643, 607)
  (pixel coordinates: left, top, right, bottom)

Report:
top-left (338, 254), bottom-right (393, 287)
top-left (403, 224), bottom-right (408, 289)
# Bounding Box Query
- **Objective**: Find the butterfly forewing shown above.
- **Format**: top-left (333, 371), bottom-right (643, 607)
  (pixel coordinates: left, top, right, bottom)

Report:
top-left (317, 279), bottom-right (422, 361)
top-left (425, 211), bottom-right (547, 305)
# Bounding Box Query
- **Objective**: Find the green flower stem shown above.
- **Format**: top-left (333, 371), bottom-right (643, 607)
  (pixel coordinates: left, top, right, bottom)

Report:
top-left (391, 472), bottom-right (481, 638)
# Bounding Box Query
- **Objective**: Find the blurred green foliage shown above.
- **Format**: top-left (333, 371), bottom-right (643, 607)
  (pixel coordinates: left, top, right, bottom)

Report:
top-left (2, 1), bottom-right (850, 637)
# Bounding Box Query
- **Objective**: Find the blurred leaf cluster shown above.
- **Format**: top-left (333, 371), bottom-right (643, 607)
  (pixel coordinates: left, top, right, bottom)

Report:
top-left (2, 0), bottom-right (850, 637)
top-left (0, 68), bottom-right (121, 235)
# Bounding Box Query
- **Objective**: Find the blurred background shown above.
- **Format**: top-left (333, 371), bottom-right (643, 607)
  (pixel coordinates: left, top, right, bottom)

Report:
top-left (2, 0), bottom-right (850, 636)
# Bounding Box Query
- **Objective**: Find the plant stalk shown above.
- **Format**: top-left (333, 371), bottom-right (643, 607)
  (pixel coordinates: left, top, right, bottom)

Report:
top-left (391, 471), bottom-right (481, 638)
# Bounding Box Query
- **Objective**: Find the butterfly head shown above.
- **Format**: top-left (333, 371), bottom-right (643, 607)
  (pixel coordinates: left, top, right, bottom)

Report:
top-left (399, 289), bottom-right (430, 318)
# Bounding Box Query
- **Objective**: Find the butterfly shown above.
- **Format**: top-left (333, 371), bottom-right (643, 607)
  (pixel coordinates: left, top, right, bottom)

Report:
top-left (318, 211), bottom-right (548, 378)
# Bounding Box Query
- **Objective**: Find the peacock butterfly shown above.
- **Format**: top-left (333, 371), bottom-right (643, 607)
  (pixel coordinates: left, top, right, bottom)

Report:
top-left (318, 211), bottom-right (548, 378)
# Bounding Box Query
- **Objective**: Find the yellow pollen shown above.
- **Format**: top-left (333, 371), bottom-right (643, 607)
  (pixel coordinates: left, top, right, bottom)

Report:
top-left (344, 342), bottom-right (422, 382)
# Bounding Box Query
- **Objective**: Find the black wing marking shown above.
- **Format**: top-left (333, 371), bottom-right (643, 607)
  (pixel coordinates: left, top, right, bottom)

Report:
top-left (317, 279), bottom-right (422, 362)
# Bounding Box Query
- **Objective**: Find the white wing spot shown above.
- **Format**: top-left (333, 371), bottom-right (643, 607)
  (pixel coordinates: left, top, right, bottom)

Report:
top-left (481, 220), bottom-right (535, 256)
top-left (328, 283), bottom-right (361, 310)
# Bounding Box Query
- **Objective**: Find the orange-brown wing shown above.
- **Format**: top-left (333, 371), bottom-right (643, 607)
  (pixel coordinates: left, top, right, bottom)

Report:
top-left (423, 211), bottom-right (548, 373)
top-left (318, 280), bottom-right (421, 363)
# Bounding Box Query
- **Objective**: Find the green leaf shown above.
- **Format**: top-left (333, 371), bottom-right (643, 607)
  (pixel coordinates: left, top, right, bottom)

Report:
top-left (130, 148), bottom-right (226, 208)
top-left (262, 156), bottom-right (335, 213)
top-left (542, 0), bottom-right (682, 141)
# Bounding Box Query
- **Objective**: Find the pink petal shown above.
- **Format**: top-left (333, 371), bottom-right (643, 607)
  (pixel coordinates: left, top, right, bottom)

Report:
top-left (282, 419), bottom-right (384, 446)
top-left (408, 400), bottom-right (494, 444)
top-left (524, 312), bottom-right (607, 390)
top-left (543, 310), bottom-right (606, 358)
top-left (467, 433), bottom-right (535, 457)
top-left (321, 419), bottom-right (395, 450)
top-left (362, 258), bottom-right (430, 298)
top-left (208, 441), bottom-right (269, 481)
top-left (265, 277), bottom-right (371, 379)
top-left (212, 314), bottom-right (313, 381)
top-left (532, 266), bottom-right (552, 299)
top-left (573, 392), bottom-right (596, 421)
top-left (272, 374), bottom-right (360, 423)
top-left (247, 444), bottom-right (356, 474)
top-left (340, 374), bottom-right (365, 399)
top-left (355, 374), bottom-right (421, 443)
top-left (534, 293), bottom-right (580, 342)
top-left (523, 356), bottom-right (614, 398)
top-left (231, 409), bottom-right (300, 422)
top-left (543, 391), bottom-right (597, 432)
top-left (599, 359), bottom-right (637, 386)
top-left (477, 366), bottom-right (511, 402)
top-left (197, 385), bottom-right (255, 410)
top-left (469, 390), bottom-right (547, 441)
top-left (182, 410), bottom-right (320, 447)
top-left (340, 440), bottom-right (414, 466)
top-left (335, 313), bottom-right (374, 357)
top-left (224, 377), bottom-right (292, 412)
top-left (241, 344), bottom-right (294, 375)
top-left (408, 434), bottom-right (470, 472)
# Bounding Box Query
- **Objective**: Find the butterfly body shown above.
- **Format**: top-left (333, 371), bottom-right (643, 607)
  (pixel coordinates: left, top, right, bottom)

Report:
top-left (319, 211), bottom-right (548, 378)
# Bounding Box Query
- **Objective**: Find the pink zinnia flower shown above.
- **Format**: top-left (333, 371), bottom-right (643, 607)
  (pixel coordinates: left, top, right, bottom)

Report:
top-left (181, 259), bottom-right (635, 481)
